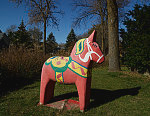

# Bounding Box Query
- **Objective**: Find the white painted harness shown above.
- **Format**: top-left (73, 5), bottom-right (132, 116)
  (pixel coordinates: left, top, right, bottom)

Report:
top-left (79, 38), bottom-right (103, 63)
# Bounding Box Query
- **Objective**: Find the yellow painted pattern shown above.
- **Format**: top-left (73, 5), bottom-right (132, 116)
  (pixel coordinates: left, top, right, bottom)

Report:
top-left (55, 72), bottom-right (63, 83)
top-left (76, 39), bottom-right (85, 55)
top-left (68, 61), bottom-right (87, 78)
top-left (46, 58), bottom-right (52, 64)
top-left (51, 57), bottom-right (69, 68)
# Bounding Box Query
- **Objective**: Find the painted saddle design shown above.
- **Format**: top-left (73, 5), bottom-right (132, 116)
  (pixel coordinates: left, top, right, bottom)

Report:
top-left (45, 56), bottom-right (88, 83)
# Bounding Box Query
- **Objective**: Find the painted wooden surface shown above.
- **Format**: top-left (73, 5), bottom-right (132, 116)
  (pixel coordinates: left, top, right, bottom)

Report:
top-left (39, 30), bottom-right (104, 111)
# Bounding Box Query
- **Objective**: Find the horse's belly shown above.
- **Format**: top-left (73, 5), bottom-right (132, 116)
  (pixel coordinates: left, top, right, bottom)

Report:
top-left (63, 69), bottom-right (77, 84)
top-left (43, 64), bottom-right (76, 84)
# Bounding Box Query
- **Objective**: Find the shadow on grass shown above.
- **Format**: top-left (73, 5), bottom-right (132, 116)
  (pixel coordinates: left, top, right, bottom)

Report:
top-left (0, 69), bottom-right (40, 97)
top-left (89, 87), bottom-right (141, 109)
top-left (49, 87), bottom-right (141, 110)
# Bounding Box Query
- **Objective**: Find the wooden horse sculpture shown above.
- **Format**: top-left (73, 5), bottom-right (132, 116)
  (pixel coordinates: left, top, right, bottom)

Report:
top-left (39, 30), bottom-right (104, 112)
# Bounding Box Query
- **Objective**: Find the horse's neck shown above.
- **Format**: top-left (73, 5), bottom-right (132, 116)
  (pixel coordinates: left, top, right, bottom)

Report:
top-left (70, 52), bottom-right (91, 68)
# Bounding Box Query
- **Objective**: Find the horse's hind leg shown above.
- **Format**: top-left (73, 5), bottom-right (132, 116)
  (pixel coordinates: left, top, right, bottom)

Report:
top-left (39, 71), bottom-right (56, 105)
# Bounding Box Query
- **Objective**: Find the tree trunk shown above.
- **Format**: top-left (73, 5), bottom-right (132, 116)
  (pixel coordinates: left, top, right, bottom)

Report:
top-left (107, 0), bottom-right (120, 71)
top-left (99, 4), bottom-right (105, 54)
top-left (43, 19), bottom-right (46, 55)
top-left (101, 14), bottom-right (104, 53)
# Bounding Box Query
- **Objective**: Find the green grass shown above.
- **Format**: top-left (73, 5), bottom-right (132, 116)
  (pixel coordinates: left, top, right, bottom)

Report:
top-left (0, 67), bottom-right (150, 116)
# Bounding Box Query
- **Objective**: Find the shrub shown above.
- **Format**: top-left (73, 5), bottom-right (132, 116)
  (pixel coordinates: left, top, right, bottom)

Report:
top-left (0, 47), bottom-right (70, 95)
top-left (0, 48), bottom-right (49, 79)
top-left (0, 47), bottom-right (70, 78)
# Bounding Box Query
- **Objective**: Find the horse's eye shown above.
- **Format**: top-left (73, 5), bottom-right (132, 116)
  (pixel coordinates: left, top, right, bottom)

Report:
top-left (92, 44), bottom-right (97, 48)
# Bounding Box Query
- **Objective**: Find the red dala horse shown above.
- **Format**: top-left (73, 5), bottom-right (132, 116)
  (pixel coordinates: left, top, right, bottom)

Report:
top-left (39, 30), bottom-right (104, 112)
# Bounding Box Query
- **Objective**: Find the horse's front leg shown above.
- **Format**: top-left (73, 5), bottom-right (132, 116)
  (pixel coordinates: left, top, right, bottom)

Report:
top-left (76, 77), bottom-right (91, 112)
top-left (40, 69), bottom-right (56, 105)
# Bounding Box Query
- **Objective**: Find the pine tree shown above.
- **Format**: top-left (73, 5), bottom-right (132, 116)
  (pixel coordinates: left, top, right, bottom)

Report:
top-left (65, 29), bottom-right (77, 52)
top-left (13, 19), bottom-right (31, 48)
top-left (28, 27), bottom-right (43, 50)
top-left (120, 4), bottom-right (150, 73)
top-left (46, 32), bottom-right (58, 53)
top-left (47, 32), bottom-right (56, 43)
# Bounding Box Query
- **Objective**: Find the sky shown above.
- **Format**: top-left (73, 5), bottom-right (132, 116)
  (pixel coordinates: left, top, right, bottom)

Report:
top-left (0, 0), bottom-right (148, 44)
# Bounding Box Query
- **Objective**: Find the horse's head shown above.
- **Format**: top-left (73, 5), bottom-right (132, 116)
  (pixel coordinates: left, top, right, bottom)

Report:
top-left (88, 40), bottom-right (104, 64)
top-left (72, 30), bottom-right (104, 64)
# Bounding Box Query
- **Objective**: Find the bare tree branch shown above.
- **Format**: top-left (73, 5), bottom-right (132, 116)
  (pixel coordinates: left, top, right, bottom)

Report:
top-left (9, 0), bottom-right (63, 54)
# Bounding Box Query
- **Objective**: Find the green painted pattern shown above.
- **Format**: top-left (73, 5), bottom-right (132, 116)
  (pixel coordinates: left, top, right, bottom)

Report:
top-left (45, 56), bottom-right (88, 78)
top-left (50, 56), bottom-right (72, 72)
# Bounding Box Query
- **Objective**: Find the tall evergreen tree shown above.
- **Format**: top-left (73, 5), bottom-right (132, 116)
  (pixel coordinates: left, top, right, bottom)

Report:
top-left (120, 4), bottom-right (150, 73)
top-left (65, 29), bottom-right (77, 52)
top-left (29, 27), bottom-right (43, 50)
top-left (46, 32), bottom-right (58, 53)
top-left (6, 25), bottom-right (17, 46)
top-left (13, 19), bottom-right (31, 48)
top-left (47, 32), bottom-right (56, 43)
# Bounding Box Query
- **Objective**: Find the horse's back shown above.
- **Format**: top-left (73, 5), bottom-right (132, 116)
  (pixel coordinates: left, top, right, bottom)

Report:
top-left (42, 56), bottom-right (77, 84)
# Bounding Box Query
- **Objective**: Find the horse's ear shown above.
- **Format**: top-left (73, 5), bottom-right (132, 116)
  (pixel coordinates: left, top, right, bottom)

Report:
top-left (88, 30), bottom-right (97, 42)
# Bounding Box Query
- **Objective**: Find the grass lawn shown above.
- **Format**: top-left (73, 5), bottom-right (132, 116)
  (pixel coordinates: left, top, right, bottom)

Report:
top-left (0, 67), bottom-right (150, 116)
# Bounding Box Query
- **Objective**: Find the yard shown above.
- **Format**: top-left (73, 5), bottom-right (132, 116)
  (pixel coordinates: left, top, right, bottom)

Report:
top-left (0, 67), bottom-right (150, 116)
